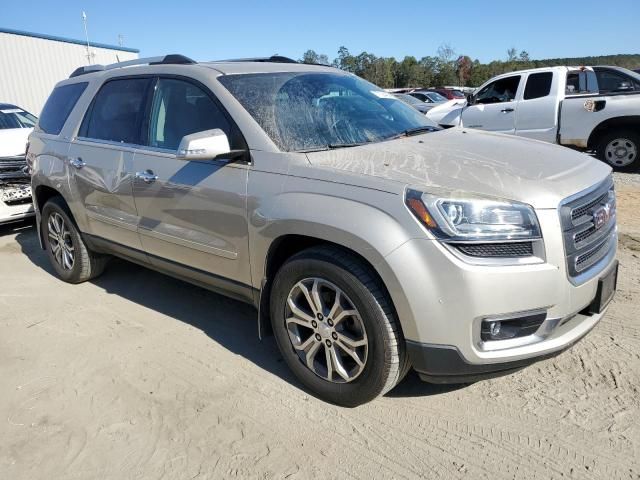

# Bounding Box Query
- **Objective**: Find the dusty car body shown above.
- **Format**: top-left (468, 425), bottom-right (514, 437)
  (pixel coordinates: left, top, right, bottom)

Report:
top-left (28, 56), bottom-right (617, 406)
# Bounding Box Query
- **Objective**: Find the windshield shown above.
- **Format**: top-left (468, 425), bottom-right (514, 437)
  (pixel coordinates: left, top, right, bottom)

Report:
top-left (0, 107), bottom-right (37, 130)
top-left (219, 72), bottom-right (436, 152)
top-left (426, 92), bottom-right (447, 102)
top-left (394, 94), bottom-right (423, 105)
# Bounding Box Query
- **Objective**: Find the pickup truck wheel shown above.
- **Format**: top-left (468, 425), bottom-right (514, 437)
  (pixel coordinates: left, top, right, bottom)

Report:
top-left (42, 197), bottom-right (108, 283)
top-left (596, 130), bottom-right (639, 171)
top-left (270, 246), bottom-right (408, 407)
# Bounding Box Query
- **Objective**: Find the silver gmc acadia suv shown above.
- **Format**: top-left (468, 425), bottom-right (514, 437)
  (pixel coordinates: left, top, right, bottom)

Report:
top-left (28, 55), bottom-right (618, 406)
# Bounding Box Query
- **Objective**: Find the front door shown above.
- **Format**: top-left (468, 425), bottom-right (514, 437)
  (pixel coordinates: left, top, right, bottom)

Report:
top-left (462, 75), bottom-right (522, 134)
top-left (130, 77), bottom-right (252, 296)
top-left (68, 77), bottom-right (153, 250)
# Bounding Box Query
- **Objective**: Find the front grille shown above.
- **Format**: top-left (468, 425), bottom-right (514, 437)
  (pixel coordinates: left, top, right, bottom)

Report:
top-left (454, 241), bottom-right (534, 258)
top-left (575, 234), bottom-right (614, 272)
top-left (560, 178), bottom-right (616, 280)
top-left (571, 191), bottom-right (608, 225)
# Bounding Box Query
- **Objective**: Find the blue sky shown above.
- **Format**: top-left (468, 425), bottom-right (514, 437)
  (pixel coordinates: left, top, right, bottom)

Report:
top-left (3, 0), bottom-right (639, 63)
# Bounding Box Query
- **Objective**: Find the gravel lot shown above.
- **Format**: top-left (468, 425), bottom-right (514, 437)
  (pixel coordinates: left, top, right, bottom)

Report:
top-left (0, 174), bottom-right (639, 480)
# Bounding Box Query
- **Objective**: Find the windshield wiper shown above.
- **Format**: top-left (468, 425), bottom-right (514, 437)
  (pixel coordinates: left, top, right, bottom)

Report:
top-left (297, 142), bottom-right (370, 153)
top-left (387, 126), bottom-right (439, 141)
top-left (327, 142), bottom-right (369, 149)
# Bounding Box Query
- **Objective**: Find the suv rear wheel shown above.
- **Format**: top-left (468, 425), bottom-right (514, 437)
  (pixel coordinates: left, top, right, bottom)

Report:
top-left (42, 197), bottom-right (108, 283)
top-left (270, 246), bottom-right (408, 407)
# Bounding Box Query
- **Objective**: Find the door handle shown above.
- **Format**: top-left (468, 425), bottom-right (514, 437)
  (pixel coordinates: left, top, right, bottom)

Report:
top-left (69, 157), bottom-right (86, 169)
top-left (500, 108), bottom-right (515, 113)
top-left (135, 170), bottom-right (159, 184)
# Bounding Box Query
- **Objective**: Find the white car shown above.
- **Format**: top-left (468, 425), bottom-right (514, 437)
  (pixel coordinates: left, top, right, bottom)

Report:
top-left (1, 103), bottom-right (36, 225)
top-left (427, 66), bottom-right (640, 171)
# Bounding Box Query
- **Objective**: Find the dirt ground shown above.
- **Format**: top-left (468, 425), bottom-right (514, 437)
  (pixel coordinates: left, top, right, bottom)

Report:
top-left (0, 175), bottom-right (639, 480)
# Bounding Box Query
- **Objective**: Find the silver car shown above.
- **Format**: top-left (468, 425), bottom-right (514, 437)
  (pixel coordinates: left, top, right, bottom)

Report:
top-left (28, 55), bottom-right (618, 406)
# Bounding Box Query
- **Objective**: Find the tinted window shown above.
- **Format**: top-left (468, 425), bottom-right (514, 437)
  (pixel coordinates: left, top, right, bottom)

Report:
top-left (410, 93), bottom-right (429, 102)
top-left (595, 70), bottom-right (636, 93)
top-left (38, 83), bottom-right (88, 135)
top-left (82, 78), bottom-right (150, 144)
top-left (523, 72), bottom-right (553, 100)
top-left (566, 71), bottom-right (598, 95)
top-left (148, 78), bottom-right (232, 150)
top-left (476, 76), bottom-right (521, 104)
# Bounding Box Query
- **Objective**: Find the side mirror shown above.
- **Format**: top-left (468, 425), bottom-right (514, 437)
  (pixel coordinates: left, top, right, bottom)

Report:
top-left (466, 94), bottom-right (476, 105)
top-left (176, 129), bottom-right (232, 160)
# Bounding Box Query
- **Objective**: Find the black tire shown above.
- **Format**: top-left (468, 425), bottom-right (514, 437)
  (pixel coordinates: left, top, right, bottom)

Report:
top-left (41, 196), bottom-right (108, 283)
top-left (270, 246), bottom-right (408, 407)
top-left (595, 129), bottom-right (640, 172)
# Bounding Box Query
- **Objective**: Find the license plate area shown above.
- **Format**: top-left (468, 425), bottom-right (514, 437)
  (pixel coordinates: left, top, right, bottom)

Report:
top-left (588, 260), bottom-right (618, 314)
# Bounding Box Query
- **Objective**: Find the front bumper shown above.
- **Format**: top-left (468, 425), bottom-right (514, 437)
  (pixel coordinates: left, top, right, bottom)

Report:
top-left (383, 208), bottom-right (617, 379)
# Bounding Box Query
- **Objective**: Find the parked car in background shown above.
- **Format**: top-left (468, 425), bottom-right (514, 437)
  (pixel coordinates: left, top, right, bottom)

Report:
top-left (29, 55), bottom-right (617, 406)
top-left (408, 90), bottom-right (448, 106)
top-left (430, 88), bottom-right (466, 100)
top-left (0, 103), bottom-right (36, 224)
top-left (393, 93), bottom-right (433, 113)
top-left (427, 66), bottom-right (640, 171)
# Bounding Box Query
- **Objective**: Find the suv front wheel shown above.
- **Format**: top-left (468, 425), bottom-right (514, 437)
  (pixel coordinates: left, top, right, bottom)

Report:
top-left (42, 197), bottom-right (108, 283)
top-left (270, 246), bottom-right (408, 407)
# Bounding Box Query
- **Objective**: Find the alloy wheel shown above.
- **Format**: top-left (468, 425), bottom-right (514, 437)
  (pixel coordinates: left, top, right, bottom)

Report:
top-left (47, 212), bottom-right (75, 270)
top-left (285, 278), bottom-right (368, 383)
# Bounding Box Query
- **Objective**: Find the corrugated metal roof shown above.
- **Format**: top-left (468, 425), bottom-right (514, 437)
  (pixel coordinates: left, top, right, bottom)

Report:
top-left (0, 27), bottom-right (140, 53)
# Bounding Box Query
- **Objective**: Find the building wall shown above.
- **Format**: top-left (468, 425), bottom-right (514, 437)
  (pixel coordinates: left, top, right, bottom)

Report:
top-left (0, 31), bottom-right (138, 115)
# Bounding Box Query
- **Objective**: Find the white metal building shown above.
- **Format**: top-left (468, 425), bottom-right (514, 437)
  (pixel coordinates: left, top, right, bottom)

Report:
top-left (0, 27), bottom-right (139, 115)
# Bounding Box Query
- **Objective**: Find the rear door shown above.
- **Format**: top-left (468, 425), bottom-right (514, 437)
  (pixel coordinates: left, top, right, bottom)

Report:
top-left (68, 77), bottom-right (152, 251)
top-left (130, 76), bottom-right (252, 295)
top-left (462, 75), bottom-right (521, 134)
top-left (514, 71), bottom-right (558, 142)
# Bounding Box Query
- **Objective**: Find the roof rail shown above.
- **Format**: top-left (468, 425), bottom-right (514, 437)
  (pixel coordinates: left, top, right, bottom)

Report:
top-left (216, 55), bottom-right (299, 64)
top-left (69, 54), bottom-right (196, 78)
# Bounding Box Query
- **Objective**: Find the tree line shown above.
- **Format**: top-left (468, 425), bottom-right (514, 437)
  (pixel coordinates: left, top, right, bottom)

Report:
top-left (300, 46), bottom-right (640, 89)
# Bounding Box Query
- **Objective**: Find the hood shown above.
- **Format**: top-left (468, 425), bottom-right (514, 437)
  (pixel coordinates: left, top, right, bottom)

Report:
top-left (0, 127), bottom-right (32, 157)
top-left (305, 128), bottom-right (611, 209)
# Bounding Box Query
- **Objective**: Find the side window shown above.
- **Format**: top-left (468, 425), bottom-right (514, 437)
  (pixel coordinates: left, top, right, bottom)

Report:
top-left (475, 76), bottom-right (521, 104)
top-left (523, 72), bottom-right (553, 100)
top-left (566, 71), bottom-right (598, 95)
top-left (81, 78), bottom-right (150, 144)
top-left (38, 82), bottom-right (88, 135)
top-left (148, 78), bottom-right (232, 151)
top-left (595, 70), bottom-right (636, 93)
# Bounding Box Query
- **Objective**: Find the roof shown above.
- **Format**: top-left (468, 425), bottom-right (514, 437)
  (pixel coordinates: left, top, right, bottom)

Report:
top-left (0, 103), bottom-right (19, 110)
top-left (0, 27), bottom-right (139, 53)
top-left (200, 61), bottom-right (338, 75)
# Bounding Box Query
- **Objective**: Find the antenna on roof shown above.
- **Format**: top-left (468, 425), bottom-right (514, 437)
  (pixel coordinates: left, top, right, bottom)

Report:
top-left (81, 11), bottom-right (95, 64)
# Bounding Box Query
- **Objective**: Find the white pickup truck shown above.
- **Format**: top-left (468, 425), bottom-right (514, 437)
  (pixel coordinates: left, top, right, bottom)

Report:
top-left (427, 66), bottom-right (640, 170)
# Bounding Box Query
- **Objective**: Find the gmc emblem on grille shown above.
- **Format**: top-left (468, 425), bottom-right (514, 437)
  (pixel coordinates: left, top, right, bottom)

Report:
top-left (593, 204), bottom-right (611, 230)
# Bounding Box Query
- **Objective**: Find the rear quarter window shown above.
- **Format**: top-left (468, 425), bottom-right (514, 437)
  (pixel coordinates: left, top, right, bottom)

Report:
top-left (38, 82), bottom-right (88, 135)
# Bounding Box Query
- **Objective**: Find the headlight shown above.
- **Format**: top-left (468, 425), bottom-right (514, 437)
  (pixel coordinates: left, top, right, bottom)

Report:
top-left (405, 189), bottom-right (541, 242)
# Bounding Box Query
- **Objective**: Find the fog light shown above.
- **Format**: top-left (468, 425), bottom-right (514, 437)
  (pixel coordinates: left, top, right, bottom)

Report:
top-left (480, 311), bottom-right (547, 342)
top-left (489, 321), bottom-right (501, 337)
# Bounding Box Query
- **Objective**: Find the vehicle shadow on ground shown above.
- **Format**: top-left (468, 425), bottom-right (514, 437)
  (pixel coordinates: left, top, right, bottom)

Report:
top-left (13, 227), bottom-right (461, 402)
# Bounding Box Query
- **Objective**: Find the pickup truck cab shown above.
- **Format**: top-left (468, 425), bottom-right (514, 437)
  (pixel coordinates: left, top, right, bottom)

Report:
top-left (428, 66), bottom-right (640, 170)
